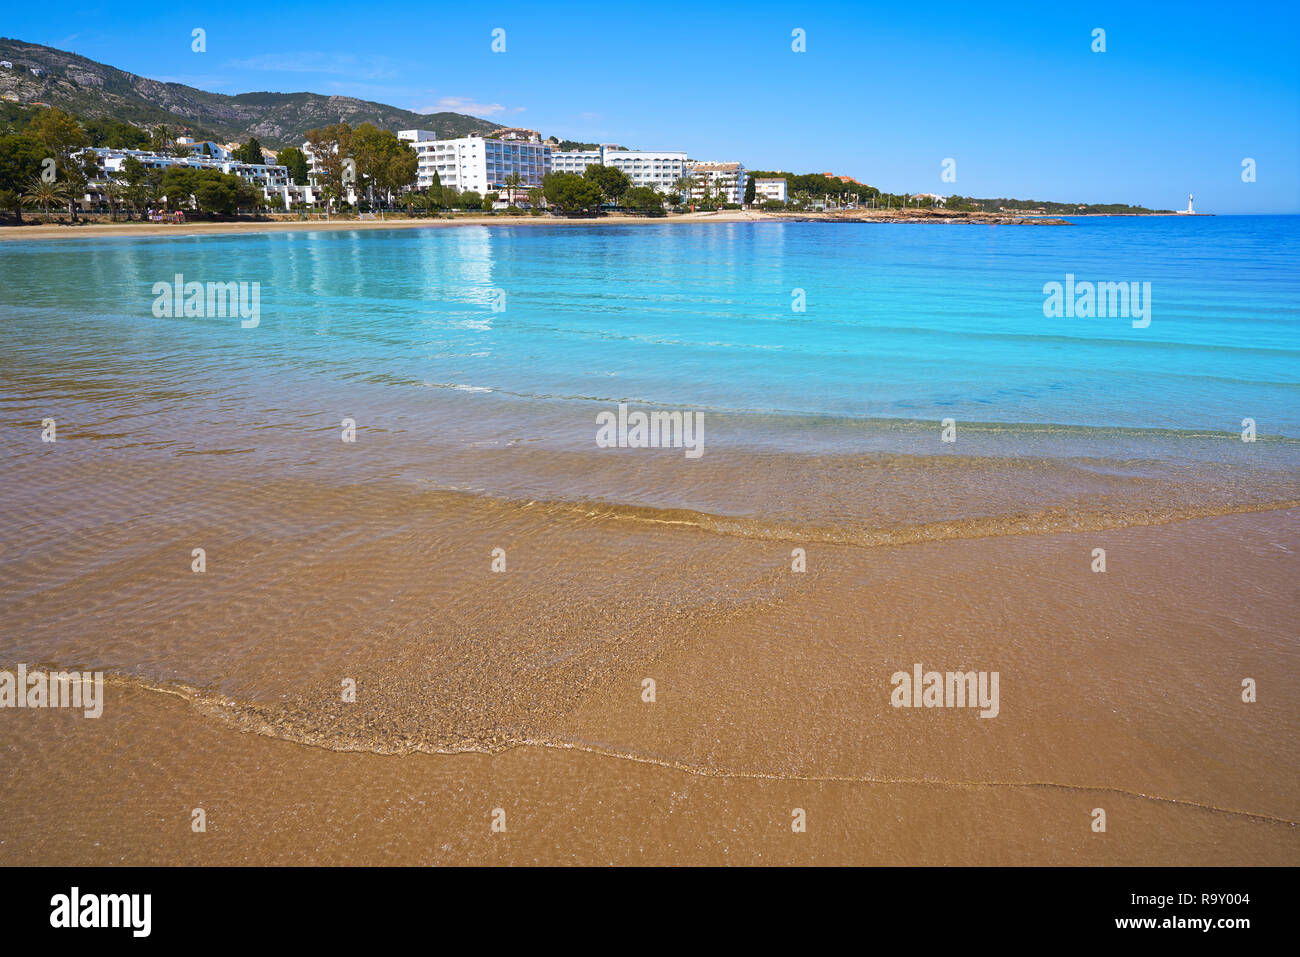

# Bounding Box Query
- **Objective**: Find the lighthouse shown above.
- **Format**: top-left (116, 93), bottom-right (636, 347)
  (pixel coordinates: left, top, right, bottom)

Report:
top-left (1176, 193), bottom-right (1195, 215)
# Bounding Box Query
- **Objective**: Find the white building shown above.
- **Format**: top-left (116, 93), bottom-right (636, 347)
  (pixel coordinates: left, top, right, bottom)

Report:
top-left (174, 137), bottom-right (231, 160)
top-left (550, 145), bottom-right (688, 193)
top-left (686, 162), bottom-right (748, 204)
top-left (80, 147), bottom-right (320, 209)
top-left (753, 177), bottom-right (788, 203)
top-left (398, 130), bottom-right (551, 194)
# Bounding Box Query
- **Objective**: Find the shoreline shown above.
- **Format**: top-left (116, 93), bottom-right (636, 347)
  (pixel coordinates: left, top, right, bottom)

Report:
top-left (0, 207), bottom-right (1081, 241)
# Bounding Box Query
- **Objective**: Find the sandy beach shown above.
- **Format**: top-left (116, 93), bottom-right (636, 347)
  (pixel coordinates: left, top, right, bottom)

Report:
top-left (3, 498), bottom-right (1295, 865)
top-left (0, 206), bottom-right (1072, 242)
top-left (0, 210), bottom-right (765, 241)
top-left (1, 215), bottom-right (1294, 867)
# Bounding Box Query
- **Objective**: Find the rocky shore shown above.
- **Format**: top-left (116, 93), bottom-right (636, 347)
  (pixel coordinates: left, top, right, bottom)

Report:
top-left (777, 208), bottom-right (1072, 225)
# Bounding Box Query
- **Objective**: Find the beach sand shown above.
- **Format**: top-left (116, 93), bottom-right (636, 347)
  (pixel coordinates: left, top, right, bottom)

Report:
top-left (0, 210), bottom-right (770, 242)
top-left (1, 441), bottom-right (1295, 863)
top-left (0, 206), bottom-right (1071, 242)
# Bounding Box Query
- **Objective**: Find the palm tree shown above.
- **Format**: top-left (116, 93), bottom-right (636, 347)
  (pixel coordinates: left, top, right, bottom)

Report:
top-left (674, 174), bottom-right (695, 208)
top-left (101, 179), bottom-right (127, 221)
top-left (21, 177), bottom-right (70, 220)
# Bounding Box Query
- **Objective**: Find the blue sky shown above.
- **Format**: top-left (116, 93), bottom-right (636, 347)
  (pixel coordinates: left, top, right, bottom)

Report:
top-left (8, 0), bottom-right (1299, 212)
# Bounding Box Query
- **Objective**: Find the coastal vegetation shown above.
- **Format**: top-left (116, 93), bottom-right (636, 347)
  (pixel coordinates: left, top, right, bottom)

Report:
top-left (0, 105), bottom-right (276, 222)
top-left (944, 195), bottom-right (1172, 215)
top-left (539, 164), bottom-right (665, 215)
top-left (275, 146), bottom-right (311, 185)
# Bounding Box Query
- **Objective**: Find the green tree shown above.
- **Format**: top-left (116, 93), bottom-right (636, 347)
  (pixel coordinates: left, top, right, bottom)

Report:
top-left (159, 166), bottom-right (199, 210)
top-left (744, 176), bottom-right (756, 205)
top-left (0, 133), bottom-right (46, 201)
top-left (120, 155), bottom-right (152, 218)
top-left (100, 178), bottom-right (127, 221)
top-left (21, 176), bottom-right (70, 219)
top-left (673, 174), bottom-right (695, 206)
top-left (0, 189), bottom-right (20, 222)
top-left (304, 122), bottom-right (353, 209)
top-left (350, 123), bottom-right (417, 207)
top-left (234, 137), bottom-right (264, 165)
top-left (83, 117), bottom-right (149, 149)
top-left (543, 172), bottom-right (604, 213)
top-left (150, 125), bottom-right (176, 155)
top-left (622, 186), bottom-right (664, 214)
top-left (583, 163), bottom-right (631, 204)
top-left (161, 167), bottom-right (259, 216)
top-left (27, 107), bottom-right (90, 220)
top-left (276, 146), bottom-right (310, 185)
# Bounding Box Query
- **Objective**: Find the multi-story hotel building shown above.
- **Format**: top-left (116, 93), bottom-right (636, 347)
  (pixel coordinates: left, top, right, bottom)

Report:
top-left (550, 145), bottom-right (689, 194)
top-left (753, 177), bottom-right (788, 203)
top-left (398, 130), bottom-right (552, 194)
top-left (685, 161), bottom-right (748, 204)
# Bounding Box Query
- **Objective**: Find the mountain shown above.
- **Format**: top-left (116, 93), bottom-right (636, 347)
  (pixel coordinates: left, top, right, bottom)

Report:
top-left (0, 38), bottom-right (500, 147)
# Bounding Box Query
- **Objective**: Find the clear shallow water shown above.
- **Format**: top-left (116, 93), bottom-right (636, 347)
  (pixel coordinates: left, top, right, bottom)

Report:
top-left (1, 217), bottom-right (1298, 803)
top-left (1, 216), bottom-right (1296, 442)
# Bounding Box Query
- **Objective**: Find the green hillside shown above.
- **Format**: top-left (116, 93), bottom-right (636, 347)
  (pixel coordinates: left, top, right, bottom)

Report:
top-left (0, 37), bottom-right (499, 147)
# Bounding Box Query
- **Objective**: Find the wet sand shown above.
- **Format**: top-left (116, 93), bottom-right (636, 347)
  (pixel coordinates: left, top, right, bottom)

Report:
top-left (1, 454), bottom-right (1295, 863)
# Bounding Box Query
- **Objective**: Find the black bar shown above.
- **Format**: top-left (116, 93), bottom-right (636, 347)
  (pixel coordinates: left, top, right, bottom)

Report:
top-left (5, 866), bottom-right (1286, 943)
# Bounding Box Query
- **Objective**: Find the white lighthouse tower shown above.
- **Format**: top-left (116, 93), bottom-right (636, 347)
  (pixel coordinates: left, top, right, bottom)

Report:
top-left (1177, 193), bottom-right (1195, 215)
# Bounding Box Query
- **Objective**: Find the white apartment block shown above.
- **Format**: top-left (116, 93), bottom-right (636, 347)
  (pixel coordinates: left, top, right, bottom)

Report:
top-left (550, 145), bottom-right (688, 193)
top-left (686, 162), bottom-right (748, 204)
top-left (83, 148), bottom-right (291, 189)
top-left (80, 147), bottom-right (319, 209)
top-left (754, 177), bottom-right (788, 203)
top-left (398, 130), bottom-right (551, 194)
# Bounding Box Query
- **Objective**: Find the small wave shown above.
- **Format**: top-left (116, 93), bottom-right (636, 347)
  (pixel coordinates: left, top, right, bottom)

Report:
top-left (28, 669), bottom-right (1296, 828)
top-left (538, 497), bottom-right (1300, 547)
top-left (420, 382), bottom-right (494, 393)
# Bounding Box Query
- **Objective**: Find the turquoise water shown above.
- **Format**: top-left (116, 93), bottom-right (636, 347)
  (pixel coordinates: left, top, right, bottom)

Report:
top-left (1, 215), bottom-right (1297, 445)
